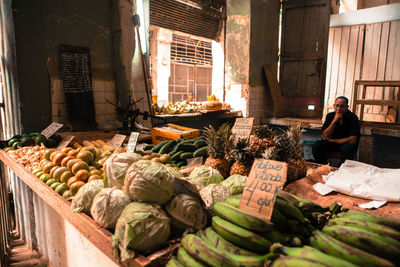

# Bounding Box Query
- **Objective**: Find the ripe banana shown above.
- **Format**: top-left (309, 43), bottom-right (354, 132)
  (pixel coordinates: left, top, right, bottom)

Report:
top-left (211, 216), bottom-right (272, 254)
top-left (213, 202), bottom-right (274, 232)
top-left (310, 230), bottom-right (395, 267)
top-left (274, 197), bottom-right (305, 223)
top-left (271, 244), bottom-right (357, 267)
top-left (224, 196), bottom-right (240, 208)
top-left (204, 227), bottom-right (258, 256)
top-left (181, 233), bottom-right (270, 267)
top-left (329, 217), bottom-right (400, 240)
top-left (176, 247), bottom-right (206, 267)
top-left (322, 225), bottom-right (400, 263)
top-left (337, 210), bottom-right (400, 231)
top-left (166, 256), bottom-right (184, 267)
top-left (270, 255), bottom-right (336, 267)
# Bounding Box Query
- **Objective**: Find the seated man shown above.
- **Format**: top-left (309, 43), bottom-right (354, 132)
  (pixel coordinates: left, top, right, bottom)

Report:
top-left (312, 96), bottom-right (360, 165)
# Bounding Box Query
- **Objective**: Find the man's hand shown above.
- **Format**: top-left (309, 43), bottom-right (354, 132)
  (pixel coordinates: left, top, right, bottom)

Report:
top-left (333, 112), bottom-right (343, 122)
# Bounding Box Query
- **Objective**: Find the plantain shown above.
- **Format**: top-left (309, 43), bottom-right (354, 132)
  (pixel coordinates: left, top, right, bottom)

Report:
top-left (213, 202), bottom-right (274, 232)
top-left (270, 255), bottom-right (336, 267)
top-left (166, 256), bottom-right (184, 267)
top-left (177, 247), bottom-right (206, 267)
top-left (204, 227), bottom-right (258, 256)
top-left (211, 216), bottom-right (271, 254)
top-left (224, 195), bottom-right (241, 208)
top-left (329, 217), bottom-right (400, 240)
top-left (337, 210), bottom-right (400, 231)
top-left (274, 197), bottom-right (305, 223)
top-left (322, 225), bottom-right (400, 263)
top-left (310, 230), bottom-right (395, 267)
top-left (271, 244), bottom-right (357, 267)
top-left (181, 233), bottom-right (271, 267)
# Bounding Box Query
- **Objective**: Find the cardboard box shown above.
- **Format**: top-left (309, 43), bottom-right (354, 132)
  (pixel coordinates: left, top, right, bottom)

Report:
top-left (152, 124), bottom-right (200, 144)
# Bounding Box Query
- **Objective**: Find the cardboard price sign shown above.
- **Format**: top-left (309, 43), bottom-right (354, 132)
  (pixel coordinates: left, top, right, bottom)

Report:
top-left (239, 159), bottom-right (287, 222)
top-left (108, 134), bottom-right (126, 149)
top-left (56, 135), bottom-right (75, 150)
top-left (232, 117), bottom-right (254, 141)
top-left (126, 132), bottom-right (140, 152)
top-left (41, 122), bottom-right (64, 139)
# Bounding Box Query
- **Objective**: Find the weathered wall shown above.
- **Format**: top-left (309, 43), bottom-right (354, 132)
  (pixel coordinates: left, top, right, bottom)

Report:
top-left (13, 0), bottom-right (117, 131)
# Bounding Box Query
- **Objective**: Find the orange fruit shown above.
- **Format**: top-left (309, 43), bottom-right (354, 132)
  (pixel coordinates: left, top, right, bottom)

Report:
top-left (67, 176), bottom-right (78, 188)
top-left (60, 170), bottom-right (73, 183)
top-left (53, 167), bottom-right (68, 181)
top-left (67, 159), bottom-right (82, 170)
top-left (75, 169), bottom-right (90, 182)
top-left (49, 166), bottom-right (60, 177)
top-left (43, 162), bottom-right (56, 173)
top-left (90, 169), bottom-right (102, 176)
top-left (67, 149), bottom-right (79, 158)
top-left (87, 175), bottom-right (102, 182)
top-left (53, 152), bottom-right (67, 166)
top-left (76, 150), bottom-right (94, 164)
top-left (70, 181), bottom-right (85, 195)
top-left (71, 161), bottom-right (89, 175)
top-left (61, 156), bottom-right (75, 167)
top-left (61, 147), bottom-right (73, 154)
top-left (44, 149), bottom-right (56, 161)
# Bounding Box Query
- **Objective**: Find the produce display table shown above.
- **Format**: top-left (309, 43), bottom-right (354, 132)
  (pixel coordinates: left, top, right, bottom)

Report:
top-left (0, 149), bottom-right (179, 267)
top-left (285, 163), bottom-right (400, 218)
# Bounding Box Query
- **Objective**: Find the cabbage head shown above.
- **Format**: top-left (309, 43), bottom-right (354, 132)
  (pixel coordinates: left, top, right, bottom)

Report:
top-left (105, 152), bottom-right (142, 187)
top-left (220, 174), bottom-right (247, 195)
top-left (188, 166), bottom-right (223, 186)
top-left (112, 202), bottom-right (170, 261)
top-left (165, 194), bottom-right (207, 233)
top-left (71, 180), bottom-right (104, 214)
top-left (123, 160), bottom-right (176, 205)
top-left (90, 188), bottom-right (131, 229)
top-left (200, 183), bottom-right (230, 209)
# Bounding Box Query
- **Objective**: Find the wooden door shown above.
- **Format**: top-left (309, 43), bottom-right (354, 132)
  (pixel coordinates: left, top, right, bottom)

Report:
top-left (280, 0), bottom-right (330, 118)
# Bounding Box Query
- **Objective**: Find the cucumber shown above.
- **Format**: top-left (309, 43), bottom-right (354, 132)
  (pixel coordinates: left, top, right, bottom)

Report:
top-left (180, 152), bottom-right (194, 160)
top-left (194, 139), bottom-right (207, 148)
top-left (143, 144), bottom-right (155, 151)
top-left (171, 151), bottom-right (184, 161)
top-left (151, 140), bottom-right (169, 153)
top-left (193, 147), bottom-right (208, 158)
top-left (177, 161), bottom-right (187, 168)
top-left (159, 140), bottom-right (178, 154)
top-left (175, 142), bottom-right (198, 152)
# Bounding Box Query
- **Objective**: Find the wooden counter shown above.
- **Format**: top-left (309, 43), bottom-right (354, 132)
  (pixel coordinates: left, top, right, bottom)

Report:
top-left (0, 150), bottom-right (179, 266)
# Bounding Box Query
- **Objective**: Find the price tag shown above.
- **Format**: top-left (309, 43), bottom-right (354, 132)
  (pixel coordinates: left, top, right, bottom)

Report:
top-left (239, 159), bottom-right (287, 222)
top-left (108, 134), bottom-right (126, 149)
top-left (187, 157), bottom-right (203, 167)
top-left (41, 122), bottom-right (64, 139)
top-left (56, 135), bottom-right (75, 150)
top-left (232, 117), bottom-right (254, 142)
top-left (126, 132), bottom-right (140, 152)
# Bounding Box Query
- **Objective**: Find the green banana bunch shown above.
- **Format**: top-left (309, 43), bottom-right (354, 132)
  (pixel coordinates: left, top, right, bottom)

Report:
top-left (212, 216), bottom-right (272, 254)
top-left (269, 255), bottom-right (336, 267)
top-left (224, 195), bottom-right (241, 208)
top-left (322, 225), bottom-right (400, 263)
top-left (213, 202), bottom-right (274, 232)
top-left (329, 216), bottom-right (400, 240)
top-left (166, 256), bottom-right (184, 267)
top-left (176, 247), bottom-right (206, 267)
top-left (181, 233), bottom-right (271, 267)
top-left (270, 243), bottom-right (357, 267)
top-left (310, 230), bottom-right (396, 267)
top-left (274, 197), bottom-right (305, 223)
top-left (337, 210), bottom-right (400, 231)
top-left (204, 227), bottom-right (259, 256)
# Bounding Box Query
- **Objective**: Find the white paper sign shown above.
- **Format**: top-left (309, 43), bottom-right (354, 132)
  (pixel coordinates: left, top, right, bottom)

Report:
top-left (56, 135), bottom-right (75, 150)
top-left (41, 122), bottom-right (64, 139)
top-left (358, 200), bottom-right (387, 209)
top-left (313, 182), bottom-right (335, 196)
top-left (127, 132), bottom-right (140, 152)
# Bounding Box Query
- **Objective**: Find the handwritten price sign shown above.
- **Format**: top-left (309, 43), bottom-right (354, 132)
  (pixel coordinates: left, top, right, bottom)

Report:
top-left (126, 132), bottom-right (140, 152)
top-left (108, 134), bottom-right (126, 149)
top-left (232, 117), bottom-right (254, 142)
top-left (56, 135), bottom-right (75, 150)
top-left (239, 159), bottom-right (287, 222)
top-left (41, 122), bottom-right (64, 139)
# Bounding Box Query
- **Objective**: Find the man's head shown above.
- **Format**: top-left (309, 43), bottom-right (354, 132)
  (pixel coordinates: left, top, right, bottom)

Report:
top-left (334, 96), bottom-right (349, 114)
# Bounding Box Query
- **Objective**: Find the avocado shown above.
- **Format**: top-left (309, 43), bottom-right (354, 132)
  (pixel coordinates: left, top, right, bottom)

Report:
top-left (8, 138), bottom-right (19, 147)
top-left (46, 138), bottom-right (57, 148)
top-left (20, 136), bottom-right (34, 146)
top-left (51, 134), bottom-right (62, 143)
top-left (35, 134), bottom-right (47, 146)
top-left (11, 134), bottom-right (22, 140)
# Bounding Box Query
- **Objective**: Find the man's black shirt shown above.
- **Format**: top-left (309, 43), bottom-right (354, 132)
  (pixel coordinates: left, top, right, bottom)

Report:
top-left (322, 111), bottom-right (360, 139)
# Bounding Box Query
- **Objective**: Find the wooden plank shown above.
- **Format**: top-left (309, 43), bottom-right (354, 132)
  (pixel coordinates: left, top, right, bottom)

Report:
top-left (329, 27), bottom-right (342, 105)
top-left (355, 99), bottom-right (400, 106)
top-left (264, 65), bottom-right (284, 117)
top-left (337, 26), bottom-right (350, 97)
top-left (356, 80), bottom-right (400, 86)
top-left (375, 22), bottom-right (390, 115)
top-left (324, 27), bottom-right (335, 112)
top-left (385, 21), bottom-right (397, 102)
top-left (354, 24), bottom-right (365, 116)
top-left (0, 151), bottom-right (175, 267)
top-left (346, 25), bottom-right (361, 109)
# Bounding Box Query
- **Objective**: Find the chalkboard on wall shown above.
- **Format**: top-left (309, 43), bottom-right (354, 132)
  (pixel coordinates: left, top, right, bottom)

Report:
top-left (60, 44), bottom-right (97, 130)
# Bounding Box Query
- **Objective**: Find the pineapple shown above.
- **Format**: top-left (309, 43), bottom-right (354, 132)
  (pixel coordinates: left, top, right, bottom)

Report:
top-left (263, 123), bottom-right (307, 182)
top-left (204, 123), bottom-right (233, 178)
top-left (230, 138), bottom-right (254, 176)
top-left (249, 125), bottom-right (275, 158)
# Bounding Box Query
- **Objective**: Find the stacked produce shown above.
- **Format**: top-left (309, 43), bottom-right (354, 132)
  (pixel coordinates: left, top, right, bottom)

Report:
top-left (2, 133), bottom-right (62, 151)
